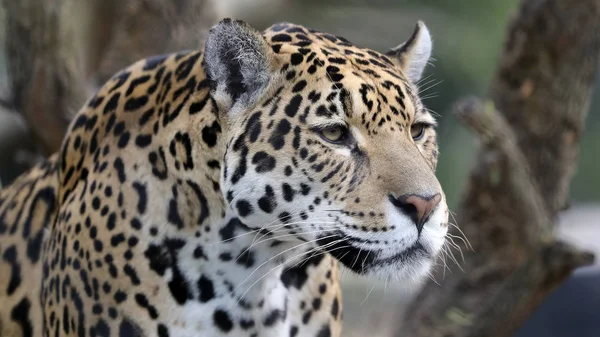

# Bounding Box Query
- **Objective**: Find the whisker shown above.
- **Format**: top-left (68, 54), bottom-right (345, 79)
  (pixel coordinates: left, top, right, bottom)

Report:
top-left (421, 94), bottom-right (439, 101)
top-left (232, 233), bottom-right (341, 295)
top-left (288, 236), bottom-right (346, 269)
top-left (441, 245), bottom-right (450, 279)
top-left (445, 232), bottom-right (469, 251)
top-left (444, 243), bottom-right (463, 271)
top-left (424, 262), bottom-right (441, 285)
top-left (289, 243), bottom-right (353, 271)
top-left (448, 211), bottom-right (473, 251)
top-left (351, 229), bottom-right (379, 271)
top-left (416, 74), bottom-right (436, 87)
top-left (416, 73), bottom-right (434, 85)
top-left (445, 234), bottom-right (465, 262)
top-left (208, 210), bottom-right (340, 245)
top-left (426, 107), bottom-right (441, 117)
top-left (360, 283), bottom-right (377, 306)
top-left (233, 239), bottom-right (349, 309)
top-left (235, 225), bottom-right (340, 262)
top-left (419, 79), bottom-right (444, 94)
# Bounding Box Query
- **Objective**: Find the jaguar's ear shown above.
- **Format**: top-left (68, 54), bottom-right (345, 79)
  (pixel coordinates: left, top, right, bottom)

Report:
top-left (204, 19), bottom-right (273, 111)
top-left (386, 21), bottom-right (432, 83)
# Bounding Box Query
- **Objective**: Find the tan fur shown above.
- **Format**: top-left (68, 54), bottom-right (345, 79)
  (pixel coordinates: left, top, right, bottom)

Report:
top-left (0, 19), bottom-right (446, 337)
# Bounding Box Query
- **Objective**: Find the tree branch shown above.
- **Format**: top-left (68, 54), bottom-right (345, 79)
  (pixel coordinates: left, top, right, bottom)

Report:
top-left (0, 96), bottom-right (13, 111)
top-left (491, 0), bottom-right (600, 214)
top-left (453, 97), bottom-right (552, 247)
top-left (399, 0), bottom-right (600, 336)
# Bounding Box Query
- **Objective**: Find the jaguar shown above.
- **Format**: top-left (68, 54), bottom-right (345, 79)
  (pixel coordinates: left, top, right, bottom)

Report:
top-left (0, 18), bottom-right (448, 337)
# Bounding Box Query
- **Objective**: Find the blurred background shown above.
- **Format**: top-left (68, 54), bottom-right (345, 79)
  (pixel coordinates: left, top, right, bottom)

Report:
top-left (0, 0), bottom-right (598, 336)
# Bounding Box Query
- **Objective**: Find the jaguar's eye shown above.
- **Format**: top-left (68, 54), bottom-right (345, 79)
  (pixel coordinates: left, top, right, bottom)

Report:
top-left (411, 123), bottom-right (426, 141)
top-left (319, 125), bottom-right (349, 144)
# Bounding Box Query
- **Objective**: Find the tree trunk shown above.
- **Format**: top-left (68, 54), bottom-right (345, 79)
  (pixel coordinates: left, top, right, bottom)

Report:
top-left (0, 0), bottom-right (216, 160)
top-left (2, 0), bottom-right (93, 156)
top-left (95, 0), bottom-right (216, 83)
top-left (399, 0), bottom-right (600, 336)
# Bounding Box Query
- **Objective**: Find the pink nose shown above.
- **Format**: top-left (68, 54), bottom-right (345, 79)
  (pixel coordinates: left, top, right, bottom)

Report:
top-left (388, 193), bottom-right (441, 233)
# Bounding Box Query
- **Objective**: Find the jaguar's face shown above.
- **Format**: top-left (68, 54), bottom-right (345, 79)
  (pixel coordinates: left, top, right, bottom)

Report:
top-left (207, 19), bottom-right (448, 281)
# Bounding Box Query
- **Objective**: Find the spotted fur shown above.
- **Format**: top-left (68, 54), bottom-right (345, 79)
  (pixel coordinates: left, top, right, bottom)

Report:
top-left (0, 19), bottom-right (448, 337)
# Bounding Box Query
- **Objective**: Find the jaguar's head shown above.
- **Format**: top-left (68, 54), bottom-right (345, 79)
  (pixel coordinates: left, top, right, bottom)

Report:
top-left (205, 19), bottom-right (448, 281)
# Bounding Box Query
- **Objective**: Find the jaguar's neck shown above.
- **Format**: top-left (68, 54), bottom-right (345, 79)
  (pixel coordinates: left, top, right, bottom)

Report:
top-left (198, 213), bottom-right (317, 305)
top-left (139, 92), bottom-right (324, 310)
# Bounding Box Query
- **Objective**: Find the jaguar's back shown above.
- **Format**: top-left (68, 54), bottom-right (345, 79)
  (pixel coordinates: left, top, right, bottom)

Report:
top-left (0, 155), bottom-right (59, 337)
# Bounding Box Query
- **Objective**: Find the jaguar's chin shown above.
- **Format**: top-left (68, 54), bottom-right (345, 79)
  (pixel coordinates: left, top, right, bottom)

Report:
top-left (358, 242), bottom-right (436, 282)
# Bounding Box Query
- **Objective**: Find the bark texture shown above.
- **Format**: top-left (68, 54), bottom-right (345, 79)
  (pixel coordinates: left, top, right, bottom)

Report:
top-left (96, 0), bottom-right (216, 83)
top-left (399, 0), bottom-right (600, 336)
top-left (0, 0), bottom-right (216, 157)
top-left (2, 0), bottom-right (92, 156)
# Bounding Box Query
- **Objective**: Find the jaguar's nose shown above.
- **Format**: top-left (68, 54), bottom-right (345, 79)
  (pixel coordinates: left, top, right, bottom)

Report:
top-left (388, 193), bottom-right (441, 233)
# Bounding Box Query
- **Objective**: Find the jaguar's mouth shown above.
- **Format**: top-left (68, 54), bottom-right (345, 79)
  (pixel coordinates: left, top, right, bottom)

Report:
top-left (316, 232), bottom-right (377, 273)
top-left (316, 231), bottom-right (433, 276)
